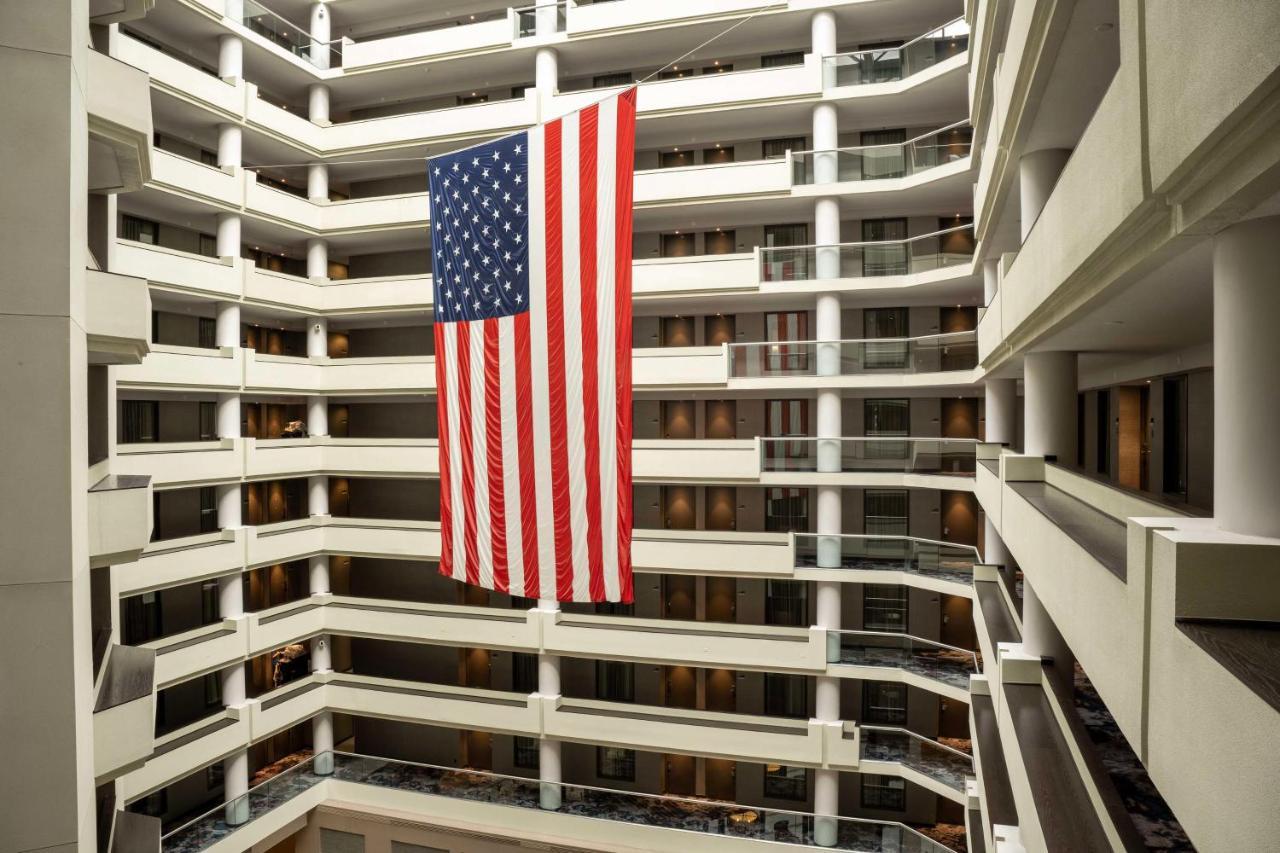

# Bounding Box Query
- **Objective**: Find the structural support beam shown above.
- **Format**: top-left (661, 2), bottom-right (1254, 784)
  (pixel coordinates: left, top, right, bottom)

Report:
top-left (1023, 351), bottom-right (1076, 462)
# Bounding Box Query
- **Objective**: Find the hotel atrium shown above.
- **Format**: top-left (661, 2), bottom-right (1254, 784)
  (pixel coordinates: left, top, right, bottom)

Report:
top-left (1, 0), bottom-right (1278, 851)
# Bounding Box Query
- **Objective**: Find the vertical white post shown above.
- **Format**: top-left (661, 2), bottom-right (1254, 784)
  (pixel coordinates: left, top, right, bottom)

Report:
top-left (217, 124), bottom-right (241, 171)
top-left (985, 377), bottom-right (1017, 446)
top-left (215, 301), bottom-right (240, 348)
top-left (1023, 351), bottom-right (1077, 461)
top-left (308, 83), bottom-right (330, 125)
top-left (537, 598), bottom-right (562, 809)
top-left (215, 394), bottom-right (240, 441)
top-left (223, 749), bottom-right (249, 825)
top-left (308, 475), bottom-right (328, 518)
top-left (307, 163), bottom-right (329, 202)
top-left (1213, 215), bottom-right (1280, 538)
top-left (215, 213), bottom-right (240, 260)
top-left (309, 555), bottom-right (330, 595)
top-left (309, 3), bottom-right (331, 70)
top-left (312, 711), bottom-right (335, 774)
top-left (218, 35), bottom-right (242, 81)
top-left (306, 238), bottom-right (328, 280)
top-left (535, 47), bottom-right (559, 98)
top-left (1018, 149), bottom-right (1071, 243)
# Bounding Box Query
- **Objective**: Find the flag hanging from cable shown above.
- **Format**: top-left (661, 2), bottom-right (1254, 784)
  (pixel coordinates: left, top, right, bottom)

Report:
top-left (429, 88), bottom-right (636, 603)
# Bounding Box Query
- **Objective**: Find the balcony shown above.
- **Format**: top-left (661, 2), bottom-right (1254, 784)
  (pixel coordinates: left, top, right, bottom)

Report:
top-left (94, 644), bottom-right (156, 780)
top-left (113, 240), bottom-right (239, 298)
top-left (86, 268), bottom-right (151, 365)
top-left (793, 533), bottom-right (978, 592)
top-left (343, 12), bottom-right (513, 70)
top-left (823, 18), bottom-right (969, 88)
top-left (88, 473), bottom-right (152, 568)
top-left (728, 331), bottom-right (978, 390)
top-left (829, 630), bottom-right (978, 699)
top-left (759, 438), bottom-right (978, 488)
top-left (87, 48), bottom-right (152, 194)
top-left (859, 726), bottom-right (973, 800)
top-left (160, 751), bottom-right (954, 853)
top-left (758, 225), bottom-right (974, 287)
top-left (116, 344), bottom-right (242, 392)
top-left (789, 121), bottom-right (972, 191)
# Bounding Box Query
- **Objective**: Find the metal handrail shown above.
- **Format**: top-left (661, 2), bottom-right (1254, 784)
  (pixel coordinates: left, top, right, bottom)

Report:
top-left (757, 223), bottom-right (974, 254)
top-left (728, 330), bottom-right (976, 349)
top-left (826, 16), bottom-right (968, 61)
top-left (789, 119), bottom-right (972, 157)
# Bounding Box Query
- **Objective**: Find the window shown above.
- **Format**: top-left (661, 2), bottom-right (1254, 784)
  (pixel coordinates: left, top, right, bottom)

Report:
top-left (513, 736), bottom-right (540, 769)
top-left (864, 489), bottom-right (908, 536)
top-left (596, 660), bottom-right (634, 702)
top-left (861, 219), bottom-right (908, 276)
top-left (597, 600), bottom-right (634, 616)
top-left (862, 681), bottom-right (907, 725)
top-left (597, 746), bottom-right (636, 781)
top-left (198, 233), bottom-right (218, 258)
top-left (703, 63), bottom-right (733, 74)
top-left (761, 223), bottom-right (810, 282)
top-left (765, 400), bottom-right (808, 468)
top-left (203, 671), bottom-right (222, 709)
top-left (199, 486), bottom-right (218, 533)
top-left (512, 652), bottom-right (538, 693)
top-left (764, 673), bottom-right (807, 718)
top-left (198, 316), bottom-right (217, 348)
top-left (859, 129), bottom-right (906, 180)
top-left (763, 764), bottom-right (806, 800)
top-left (129, 788), bottom-right (166, 818)
top-left (761, 51), bottom-right (804, 68)
top-left (593, 72), bottom-right (634, 88)
top-left (863, 584), bottom-right (908, 631)
top-left (762, 137), bottom-right (806, 160)
top-left (864, 399), bottom-right (910, 436)
top-left (765, 487), bottom-right (808, 533)
top-left (763, 311), bottom-right (808, 373)
top-left (658, 67), bottom-right (693, 79)
top-left (861, 774), bottom-right (906, 810)
top-left (765, 579), bottom-right (808, 626)
top-left (201, 580), bottom-right (220, 625)
top-left (199, 401), bottom-right (217, 441)
top-left (122, 591), bottom-right (162, 644)
top-left (120, 400), bottom-right (158, 443)
top-left (863, 307), bottom-right (909, 369)
top-left (121, 214), bottom-right (159, 244)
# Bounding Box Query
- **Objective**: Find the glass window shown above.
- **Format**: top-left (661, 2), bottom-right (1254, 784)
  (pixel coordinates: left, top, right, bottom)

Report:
top-left (861, 219), bottom-right (908, 276)
top-left (512, 652), bottom-right (538, 693)
top-left (761, 51), bottom-right (804, 68)
top-left (859, 129), bottom-right (907, 179)
top-left (593, 72), bottom-right (634, 88)
top-left (513, 736), bottom-right (540, 769)
top-left (203, 671), bottom-right (222, 709)
top-left (762, 137), bottom-right (807, 160)
top-left (201, 580), bottom-right (220, 624)
top-left (863, 584), bottom-right (908, 631)
top-left (862, 681), bottom-right (907, 725)
top-left (766, 579), bottom-right (808, 627)
top-left (861, 774), bottom-right (906, 810)
top-left (864, 399), bottom-right (910, 436)
top-left (763, 764), bottom-right (806, 800)
top-left (597, 746), bottom-right (636, 781)
top-left (765, 487), bottom-right (808, 533)
top-left (596, 660), bottom-right (635, 702)
top-left (863, 308), bottom-right (909, 369)
top-left (119, 400), bottom-right (158, 443)
top-left (764, 673), bottom-right (808, 718)
top-left (199, 401), bottom-right (217, 441)
top-left (864, 489), bottom-right (908, 536)
top-left (121, 214), bottom-right (159, 245)
top-left (199, 486), bottom-right (218, 533)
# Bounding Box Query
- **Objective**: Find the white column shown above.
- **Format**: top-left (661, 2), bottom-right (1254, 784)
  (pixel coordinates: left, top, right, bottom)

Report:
top-left (307, 315), bottom-right (328, 439)
top-left (312, 711), bottom-right (334, 774)
top-left (1023, 351), bottom-right (1077, 461)
top-left (218, 573), bottom-right (244, 619)
top-left (307, 315), bottom-right (328, 358)
top-left (1018, 148), bottom-right (1071, 243)
top-left (306, 238), bottom-right (328, 279)
top-left (810, 9), bottom-right (836, 56)
top-left (309, 475), bottom-right (329, 517)
top-left (311, 634), bottom-right (332, 673)
top-left (309, 555), bottom-right (330, 595)
top-left (985, 377), bottom-right (1017, 446)
top-left (309, 83), bottom-right (330, 125)
top-left (215, 301), bottom-right (240, 348)
top-left (984, 516), bottom-right (1012, 567)
top-left (983, 257), bottom-right (999, 305)
top-left (215, 394), bottom-right (240, 440)
top-left (1213, 215), bottom-right (1280, 538)
top-left (308, 3), bottom-right (331, 70)
top-left (308, 397), bottom-right (328, 437)
top-left (218, 34), bottom-right (242, 82)
top-left (223, 749), bottom-right (249, 825)
top-left (217, 124), bottom-right (241, 171)
top-left (535, 47), bottom-right (558, 98)
top-left (537, 598), bottom-right (562, 809)
top-left (216, 484), bottom-right (241, 533)
top-left (215, 212), bottom-right (240, 259)
top-left (307, 163), bottom-right (329, 202)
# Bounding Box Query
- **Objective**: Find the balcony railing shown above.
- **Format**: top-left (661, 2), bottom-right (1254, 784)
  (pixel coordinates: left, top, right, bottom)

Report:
top-left (515, 1), bottom-right (568, 38)
top-left (759, 437), bottom-right (978, 476)
top-left (823, 17), bottom-right (969, 87)
top-left (758, 224), bottom-right (974, 282)
top-left (728, 331), bottom-right (977, 377)
top-left (790, 121), bottom-right (973, 185)
top-left (860, 727), bottom-right (973, 792)
top-left (161, 751), bottom-right (954, 853)
top-left (794, 534), bottom-right (978, 585)
top-left (829, 630), bottom-right (979, 690)
top-left (243, 0), bottom-right (342, 68)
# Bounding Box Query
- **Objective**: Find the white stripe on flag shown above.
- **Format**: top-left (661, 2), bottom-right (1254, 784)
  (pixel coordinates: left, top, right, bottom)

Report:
top-left (558, 110), bottom-right (589, 602)
top-left (497, 315), bottom-right (523, 596)
top-left (594, 96), bottom-right (620, 602)
top-left (469, 320), bottom-right (492, 589)
top-left (444, 322), bottom-right (466, 580)
top-left (526, 123), bottom-right (557, 601)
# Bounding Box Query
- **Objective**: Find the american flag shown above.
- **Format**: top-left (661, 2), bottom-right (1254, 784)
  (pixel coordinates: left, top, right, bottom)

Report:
top-left (430, 89), bottom-right (636, 603)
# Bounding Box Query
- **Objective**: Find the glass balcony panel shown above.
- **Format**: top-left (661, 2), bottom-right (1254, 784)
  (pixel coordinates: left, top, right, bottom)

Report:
top-left (729, 332), bottom-right (977, 378)
top-left (823, 17), bottom-right (970, 86)
top-left (758, 225), bottom-right (974, 283)
top-left (516, 2), bottom-right (568, 38)
top-left (830, 631), bottom-right (979, 690)
top-left (794, 534), bottom-right (978, 585)
top-left (758, 438), bottom-right (978, 475)
top-left (860, 727), bottom-right (973, 791)
top-left (790, 122), bottom-right (973, 187)
top-left (243, 1), bottom-right (341, 67)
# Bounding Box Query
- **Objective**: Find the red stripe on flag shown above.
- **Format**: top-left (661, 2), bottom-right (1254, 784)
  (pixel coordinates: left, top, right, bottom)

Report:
top-left (434, 322), bottom-right (453, 581)
top-left (514, 311), bottom-right (540, 598)
top-left (614, 89), bottom-right (637, 602)
top-left (577, 105), bottom-right (605, 602)
top-left (484, 319), bottom-right (509, 593)
top-left (455, 321), bottom-right (480, 586)
top-left (543, 119), bottom-right (575, 602)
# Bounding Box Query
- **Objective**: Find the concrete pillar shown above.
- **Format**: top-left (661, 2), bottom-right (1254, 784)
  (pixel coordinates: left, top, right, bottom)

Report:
top-left (223, 749), bottom-right (249, 825)
top-left (308, 397), bottom-right (328, 437)
top-left (1213, 215), bottom-right (1280, 538)
top-left (217, 123), bottom-right (241, 170)
top-left (811, 102), bottom-right (839, 189)
top-left (1023, 352), bottom-right (1077, 461)
top-left (539, 738), bottom-right (563, 810)
top-left (813, 769), bottom-right (839, 847)
top-left (810, 9), bottom-right (837, 57)
top-left (218, 34), bottom-right (242, 82)
top-left (307, 315), bottom-right (328, 358)
top-left (1021, 580), bottom-right (1074, 700)
top-left (309, 475), bottom-right (329, 516)
top-left (1018, 148), bottom-right (1071, 243)
top-left (309, 555), bottom-right (330, 595)
top-left (215, 212), bottom-right (240, 259)
top-left (984, 516), bottom-right (1011, 567)
top-left (983, 257), bottom-right (999, 305)
top-left (312, 711), bottom-right (334, 774)
top-left (306, 238), bottom-right (328, 279)
top-left (309, 3), bottom-right (331, 70)
top-left (311, 634), bottom-right (332, 672)
top-left (218, 573), bottom-right (244, 619)
top-left (535, 47), bottom-right (558, 98)
top-left (215, 301), bottom-right (240, 348)
top-left (307, 163), bottom-right (329, 202)
top-left (216, 482), bottom-right (241, 530)
top-left (985, 377), bottom-right (1017, 446)
top-left (308, 83), bottom-right (330, 125)
top-left (215, 394), bottom-right (240, 440)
